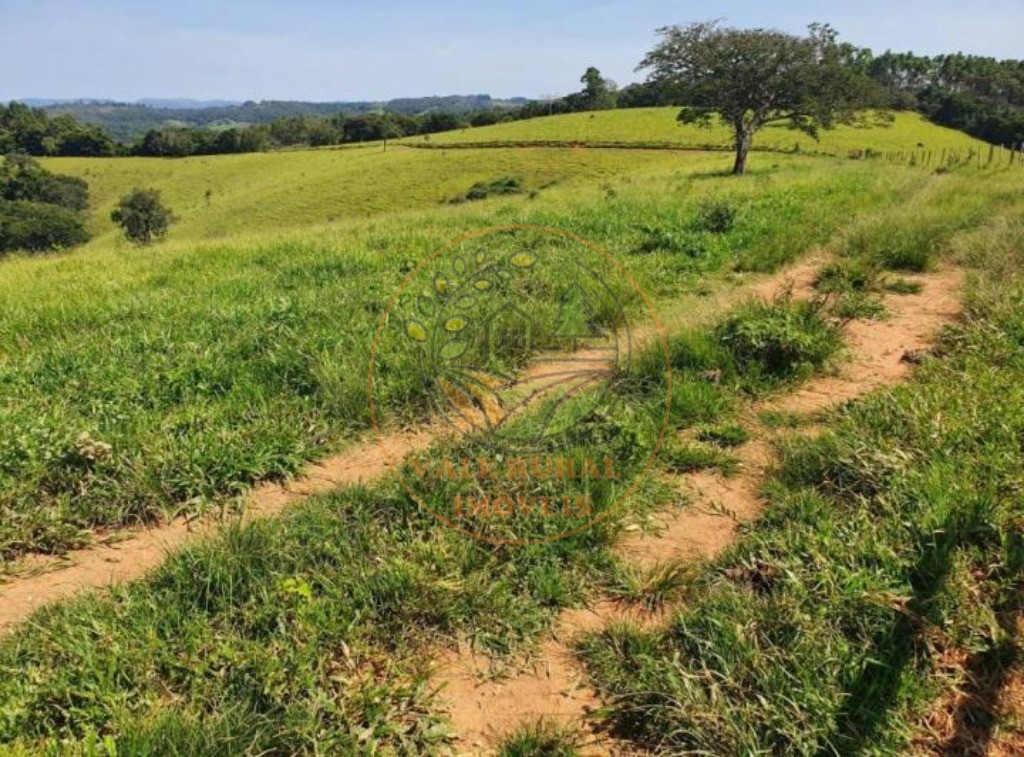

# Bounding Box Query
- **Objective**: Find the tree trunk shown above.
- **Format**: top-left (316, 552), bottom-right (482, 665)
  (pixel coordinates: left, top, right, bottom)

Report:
top-left (732, 129), bottom-right (752, 175)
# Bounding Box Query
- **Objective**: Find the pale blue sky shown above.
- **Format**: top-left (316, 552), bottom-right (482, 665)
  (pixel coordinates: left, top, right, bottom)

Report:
top-left (3, 0), bottom-right (1021, 101)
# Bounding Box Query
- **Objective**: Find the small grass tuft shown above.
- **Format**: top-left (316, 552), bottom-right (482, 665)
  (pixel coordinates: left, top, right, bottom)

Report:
top-left (692, 199), bottom-right (737, 234)
top-left (606, 560), bottom-right (693, 610)
top-left (715, 295), bottom-right (841, 382)
top-left (882, 277), bottom-right (924, 295)
top-left (497, 720), bottom-right (586, 757)
top-left (758, 409), bottom-right (807, 429)
top-left (815, 259), bottom-right (881, 294)
top-left (695, 421), bottom-right (751, 447)
top-left (452, 175), bottom-right (525, 203)
top-left (830, 290), bottom-right (888, 320)
top-left (662, 441), bottom-right (740, 476)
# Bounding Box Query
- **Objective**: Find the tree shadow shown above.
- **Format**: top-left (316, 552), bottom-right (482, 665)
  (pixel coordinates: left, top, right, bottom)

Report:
top-left (833, 513), bottom-right (1022, 754)
top-left (937, 588), bottom-right (1022, 755)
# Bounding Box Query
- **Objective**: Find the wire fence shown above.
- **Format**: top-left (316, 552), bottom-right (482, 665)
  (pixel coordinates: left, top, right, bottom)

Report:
top-left (877, 143), bottom-right (1024, 169)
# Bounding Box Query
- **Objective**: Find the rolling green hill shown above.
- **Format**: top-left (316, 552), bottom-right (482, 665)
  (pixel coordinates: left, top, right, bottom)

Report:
top-left (413, 108), bottom-right (988, 154)
top-left (1, 150), bottom-right (961, 564)
top-left (43, 144), bottom-right (694, 243)
top-left (39, 109), bottom-right (991, 245)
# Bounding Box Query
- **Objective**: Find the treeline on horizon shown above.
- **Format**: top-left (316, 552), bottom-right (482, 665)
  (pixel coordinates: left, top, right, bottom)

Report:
top-left (43, 94), bottom-right (527, 142)
top-left (3, 47), bottom-right (1024, 160)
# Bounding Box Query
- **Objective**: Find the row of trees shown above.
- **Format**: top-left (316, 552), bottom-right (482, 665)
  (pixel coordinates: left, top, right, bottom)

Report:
top-left (856, 52), bottom-right (1024, 146)
top-left (126, 68), bottom-right (625, 157)
top-left (127, 110), bottom-right (479, 157)
top-left (0, 103), bottom-right (117, 157)
top-left (48, 95), bottom-right (519, 141)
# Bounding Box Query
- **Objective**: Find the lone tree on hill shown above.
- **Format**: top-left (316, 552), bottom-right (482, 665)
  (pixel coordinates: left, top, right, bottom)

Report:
top-left (639, 21), bottom-right (883, 174)
top-left (111, 187), bottom-right (174, 244)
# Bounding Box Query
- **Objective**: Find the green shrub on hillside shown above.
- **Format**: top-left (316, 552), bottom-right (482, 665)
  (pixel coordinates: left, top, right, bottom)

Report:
top-left (0, 200), bottom-right (89, 253)
top-left (453, 175), bottom-right (524, 203)
top-left (111, 187), bottom-right (174, 244)
top-left (693, 199), bottom-right (737, 234)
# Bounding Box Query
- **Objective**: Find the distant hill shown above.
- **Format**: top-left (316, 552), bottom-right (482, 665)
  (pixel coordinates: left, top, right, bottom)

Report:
top-left (39, 95), bottom-right (532, 141)
top-left (136, 98), bottom-right (244, 109)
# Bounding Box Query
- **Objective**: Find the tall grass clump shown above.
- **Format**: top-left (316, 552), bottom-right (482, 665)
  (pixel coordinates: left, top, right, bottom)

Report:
top-left (627, 294), bottom-right (840, 431)
top-left (715, 297), bottom-right (840, 380)
top-left (497, 721), bottom-right (585, 757)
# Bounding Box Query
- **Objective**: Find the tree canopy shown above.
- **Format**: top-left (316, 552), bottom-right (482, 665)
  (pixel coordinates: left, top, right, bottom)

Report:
top-left (639, 21), bottom-right (883, 173)
top-left (110, 188), bottom-right (174, 245)
top-left (0, 153), bottom-right (90, 254)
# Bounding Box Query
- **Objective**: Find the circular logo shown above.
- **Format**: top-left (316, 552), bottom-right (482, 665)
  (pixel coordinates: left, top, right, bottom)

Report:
top-left (369, 225), bottom-right (670, 544)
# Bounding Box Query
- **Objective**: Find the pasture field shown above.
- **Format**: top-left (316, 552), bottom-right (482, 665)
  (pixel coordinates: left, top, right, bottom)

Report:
top-left (413, 108), bottom-right (988, 154)
top-left (42, 146), bottom-right (689, 243)
top-left (1, 111), bottom-right (1023, 753)
top-left (2, 146), bottom-right (955, 566)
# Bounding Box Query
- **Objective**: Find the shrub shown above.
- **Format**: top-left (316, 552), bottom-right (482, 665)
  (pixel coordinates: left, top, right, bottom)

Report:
top-left (0, 200), bottom-right (89, 253)
top-left (716, 297), bottom-right (840, 380)
top-left (0, 152), bottom-right (89, 211)
top-left (458, 175), bottom-right (524, 202)
top-left (692, 199), bottom-right (737, 233)
top-left (111, 187), bottom-right (174, 244)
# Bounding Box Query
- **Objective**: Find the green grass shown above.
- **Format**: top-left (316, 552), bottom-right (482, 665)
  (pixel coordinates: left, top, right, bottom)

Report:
top-left (0, 155), bottom-right (941, 565)
top-left (41, 146), bottom-right (689, 243)
top-left (415, 109), bottom-right (987, 156)
top-left (662, 441), bottom-right (741, 476)
top-left (1, 118), bottom-right (1022, 751)
top-left (0, 277), bottom-right (842, 753)
top-left (0, 190), bottom-right (1019, 752)
top-left (0, 230), bottom-right (876, 752)
top-left (604, 560), bottom-right (693, 611)
top-left (696, 421), bottom-right (751, 447)
top-left (577, 206), bottom-right (1024, 754)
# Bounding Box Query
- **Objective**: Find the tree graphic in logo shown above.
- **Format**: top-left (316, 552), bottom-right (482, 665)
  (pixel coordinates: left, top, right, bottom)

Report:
top-left (401, 246), bottom-right (625, 451)
top-left (369, 224), bottom-right (671, 545)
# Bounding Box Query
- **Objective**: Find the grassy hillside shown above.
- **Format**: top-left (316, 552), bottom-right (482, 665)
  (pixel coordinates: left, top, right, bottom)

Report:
top-left (0, 174), bottom-right (1021, 753)
top-left (415, 108), bottom-right (987, 154)
top-left (0, 153), bottom-right (951, 565)
top-left (42, 146), bottom-right (690, 243)
top-left (2, 101), bottom-right (1024, 753)
top-left (37, 110), bottom-right (990, 246)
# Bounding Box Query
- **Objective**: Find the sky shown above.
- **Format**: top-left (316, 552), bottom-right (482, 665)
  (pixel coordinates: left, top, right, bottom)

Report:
top-left (2, 0), bottom-right (1022, 102)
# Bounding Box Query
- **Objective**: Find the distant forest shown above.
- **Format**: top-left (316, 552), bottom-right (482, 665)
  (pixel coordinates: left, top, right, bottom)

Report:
top-left (41, 94), bottom-right (529, 142)
top-left (3, 46), bottom-right (1023, 159)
